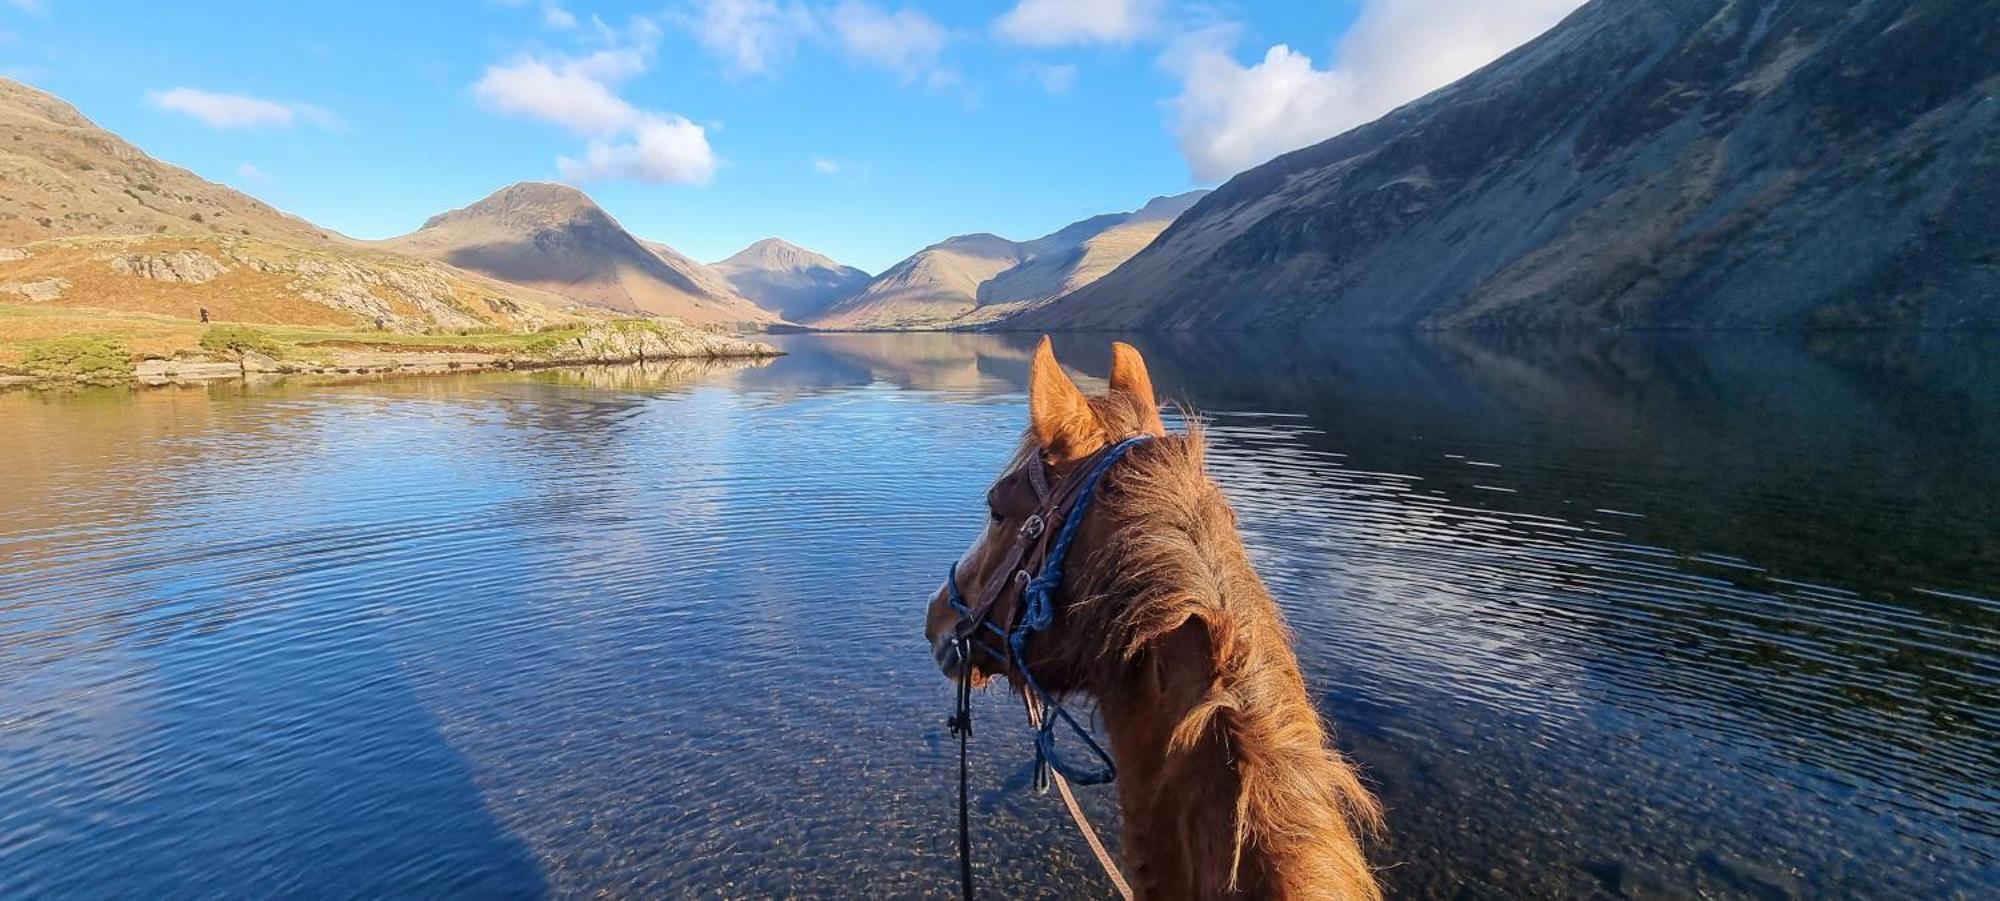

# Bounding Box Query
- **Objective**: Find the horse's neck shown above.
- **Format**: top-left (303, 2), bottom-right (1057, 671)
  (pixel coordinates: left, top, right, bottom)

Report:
top-left (1093, 566), bottom-right (1378, 899)
top-left (1099, 621), bottom-right (1267, 899)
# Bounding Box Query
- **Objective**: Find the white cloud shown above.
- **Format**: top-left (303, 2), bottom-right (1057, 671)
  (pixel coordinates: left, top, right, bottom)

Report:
top-left (147, 88), bottom-right (340, 130)
top-left (680, 0), bottom-right (818, 77)
top-left (994, 0), bottom-right (1160, 47)
top-left (474, 16), bottom-right (717, 185)
top-left (827, 1), bottom-right (950, 83)
top-left (542, 2), bottom-right (577, 29)
top-left (474, 57), bottom-right (640, 135)
top-left (5, 0), bottom-right (45, 16)
top-left (558, 115), bottom-right (718, 184)
top-left (1164, 0), bottom-right (1583, 180)
top-left (1334, 0), bottom-right (1587, 111)
top-left (1027, 62), bottom-right (1077, 94)
top-left (235, 162), bottom-right (271, 183)
top-left (810, 157), bottom-right (840, 174)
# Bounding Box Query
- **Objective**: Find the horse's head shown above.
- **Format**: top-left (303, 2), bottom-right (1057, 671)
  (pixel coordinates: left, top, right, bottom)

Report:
top-left (924, 336), bottom-right (1165, 692)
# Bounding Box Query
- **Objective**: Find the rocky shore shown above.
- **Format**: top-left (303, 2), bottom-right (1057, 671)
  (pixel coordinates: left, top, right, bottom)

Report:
top-left (8, 320), bottom-right (784, 389)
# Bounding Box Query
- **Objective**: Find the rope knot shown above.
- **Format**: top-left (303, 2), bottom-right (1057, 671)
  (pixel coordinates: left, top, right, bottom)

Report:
top-left (1021, 576), bottom-right (1057, 631)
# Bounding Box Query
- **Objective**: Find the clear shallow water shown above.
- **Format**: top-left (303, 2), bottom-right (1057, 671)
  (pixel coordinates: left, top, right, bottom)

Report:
top-left (0, 332), bottom-right (1994, 898)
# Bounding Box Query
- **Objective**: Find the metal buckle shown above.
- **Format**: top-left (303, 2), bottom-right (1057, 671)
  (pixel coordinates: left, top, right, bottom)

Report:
top-left (1018, 513), bottom-right (1045, 540)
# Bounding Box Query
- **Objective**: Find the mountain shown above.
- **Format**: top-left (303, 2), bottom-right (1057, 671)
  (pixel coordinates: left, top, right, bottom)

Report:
top-left (809, 233), bottom-right (1023, 329)
top-left (385, 182), bottom-right (776, 326)
top-left (809, 190), bottom-right (1207, 330)
top-left (0, 78), bottom-right (331, 247)
top-left (1024, 0), bottom-right (1999, 330)
top-left (640, 238), bottom-right (755, 308)
top-left (981, 192), bottom-right (1208, 310)
top-left (711, 238), bottom-right (871, 323)
top-left (0, 78), bottom-right (569, 331)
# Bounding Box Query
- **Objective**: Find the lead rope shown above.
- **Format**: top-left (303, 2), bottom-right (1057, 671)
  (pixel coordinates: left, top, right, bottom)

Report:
top-left (1026, 697), bottom-right (1135, 901)
top-left (949, 638), bottom-right (975, 901)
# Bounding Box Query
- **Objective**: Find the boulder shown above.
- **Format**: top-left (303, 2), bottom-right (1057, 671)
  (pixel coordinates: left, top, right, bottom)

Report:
top-left (0, 277), bottom-right (68, 302)
top-left (239, 350), bottom-right (283, 373)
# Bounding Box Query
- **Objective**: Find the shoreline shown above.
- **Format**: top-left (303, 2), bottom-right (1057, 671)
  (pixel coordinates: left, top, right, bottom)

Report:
top-left (2, 316), bottom-right (784, 391)
top-left (1, 347), bottom-right (784, 391)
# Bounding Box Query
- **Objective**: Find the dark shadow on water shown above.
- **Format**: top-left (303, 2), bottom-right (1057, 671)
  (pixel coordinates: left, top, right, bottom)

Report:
top-left (0, 603), bottom-right (549, 898)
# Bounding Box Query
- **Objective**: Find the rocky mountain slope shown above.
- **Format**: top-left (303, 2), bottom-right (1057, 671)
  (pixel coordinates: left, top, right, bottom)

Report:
top-left (0, 78), bottom-right (331, 247)
top-left (981, 192), bottom-right (1207, 312)
top-left (810, 191), bottom-right (1207, 329)
top-left (385, 182), bottom-right (777, 326)
top-left (0, 234), bottom-right (567, 331)
top-left (0, 78), bottom-right (579, 331)
top-left (711, 238), bottom-right (871, 323)
top-left (1025, 0), bottom-right (1998, 330)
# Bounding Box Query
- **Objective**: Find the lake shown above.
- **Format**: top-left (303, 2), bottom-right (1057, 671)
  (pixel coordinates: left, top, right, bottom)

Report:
top-left (1, 331), bottom-right (1994, 898)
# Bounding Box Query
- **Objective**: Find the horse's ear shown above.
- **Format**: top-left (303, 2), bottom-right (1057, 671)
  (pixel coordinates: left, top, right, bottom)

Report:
top-left (1108, 342), bottom-right (1165, 435)
top-left (1030, 335), bottom-right (1102, 461)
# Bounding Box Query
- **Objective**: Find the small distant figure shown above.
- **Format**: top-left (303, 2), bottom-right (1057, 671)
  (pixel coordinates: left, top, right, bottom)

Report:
top-left (374, 317), bottom-right (386, 331)
top-left (198, 307), bottom-right (209, 324)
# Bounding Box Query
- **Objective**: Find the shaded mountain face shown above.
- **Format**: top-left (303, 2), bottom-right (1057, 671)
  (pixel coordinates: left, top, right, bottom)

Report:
top-left (711, 238), bottom-right (870, 322)
top-left (809, 190), bottom-right (1208, 329)
top-left (1027, 0), bottom-right (1999, 330)
top-left (0, 77), bottom-right (331, 246)
top-left (387, 182), bottom-right (775, 326)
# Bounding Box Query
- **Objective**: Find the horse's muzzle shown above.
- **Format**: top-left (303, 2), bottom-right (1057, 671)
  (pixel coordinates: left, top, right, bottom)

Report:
top-left (931, 633), bottom-right (959, 674)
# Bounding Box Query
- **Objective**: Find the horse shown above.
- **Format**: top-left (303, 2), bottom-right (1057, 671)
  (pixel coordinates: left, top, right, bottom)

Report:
top-left (925, 337), bottom-right (1382, 900)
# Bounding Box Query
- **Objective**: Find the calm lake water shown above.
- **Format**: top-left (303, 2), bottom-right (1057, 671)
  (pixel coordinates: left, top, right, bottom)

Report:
top-left (1, 331), bottom-right (1994, 898)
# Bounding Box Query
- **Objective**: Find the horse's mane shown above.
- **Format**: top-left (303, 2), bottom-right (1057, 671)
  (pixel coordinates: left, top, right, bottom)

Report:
top-left (1060, 390), bottom-right (1383, 898)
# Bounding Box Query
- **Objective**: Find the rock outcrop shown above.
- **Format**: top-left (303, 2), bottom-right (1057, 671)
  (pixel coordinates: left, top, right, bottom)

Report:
top-left (1, 276), bottom-right (67, 301)
top-left (107, 249), bottom-right (227, 283)
top-left (530, 319), bottom-right (780, 363)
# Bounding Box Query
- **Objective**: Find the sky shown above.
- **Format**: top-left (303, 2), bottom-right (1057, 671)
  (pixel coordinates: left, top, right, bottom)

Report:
top-left (0, 0), bottom-right (1584, 273)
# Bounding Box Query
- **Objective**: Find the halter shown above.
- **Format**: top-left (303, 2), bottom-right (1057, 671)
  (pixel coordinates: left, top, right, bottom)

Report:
top-left (947, 432), bottom-right (1151, 783)
top-left (942, 434), bottom-right (1152, 900)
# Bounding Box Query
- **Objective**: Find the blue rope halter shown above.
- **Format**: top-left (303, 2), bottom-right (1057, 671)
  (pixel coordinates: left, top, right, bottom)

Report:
top-left (947, 433), bottom-right (1153, 787)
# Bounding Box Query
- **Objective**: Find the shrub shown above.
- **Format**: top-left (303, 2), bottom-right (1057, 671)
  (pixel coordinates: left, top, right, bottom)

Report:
top-left (522, 332), bottom-right (573, 357)
top-left (22, 337), bottom-right (132, 383)
top-left (199, 325), bottom-right (286, 359)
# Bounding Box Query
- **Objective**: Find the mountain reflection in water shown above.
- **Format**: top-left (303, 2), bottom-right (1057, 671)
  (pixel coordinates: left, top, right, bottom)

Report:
top-left (0, 331), bottom-right (1992, 898)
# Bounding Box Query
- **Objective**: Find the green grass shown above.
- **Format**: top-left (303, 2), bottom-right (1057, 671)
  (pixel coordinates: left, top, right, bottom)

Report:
top-left (259, 323), bottom-right (588, 353)
top-left (20, 336), bottom-right (132, 383)
top-left (0, 303), bottom-right (622, 375)
top-left (199, 325), bottom-right (289, 359)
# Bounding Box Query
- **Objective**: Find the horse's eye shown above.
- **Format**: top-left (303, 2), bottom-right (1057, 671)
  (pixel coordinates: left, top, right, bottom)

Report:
top-left (988, 507), bottom-right (1004, 524)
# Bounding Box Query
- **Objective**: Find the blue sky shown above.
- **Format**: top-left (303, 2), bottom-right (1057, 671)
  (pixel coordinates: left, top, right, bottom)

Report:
top-left (0, 1), bottom-right (1581, 272)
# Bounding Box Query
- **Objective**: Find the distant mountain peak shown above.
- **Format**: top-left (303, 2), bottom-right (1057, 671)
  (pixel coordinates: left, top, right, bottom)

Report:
top-left (390, 182), bottom-right (774, 325)
top-left (716, 237), bottom-right (847, 274)
top-left (712, 236), bottom-right (869, 322)
top-left (420, 181), bottom-right (605, 231)
top-left (808, 190), bottom-right (1211, 329)
top-left (1128, 190), bottom-right (1210, 223)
